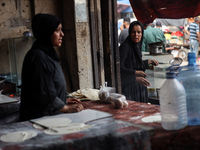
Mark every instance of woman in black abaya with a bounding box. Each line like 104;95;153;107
120;21;158;103
20;14;83;121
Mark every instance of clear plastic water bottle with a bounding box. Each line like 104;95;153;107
177;52;200;125
159;68;187;130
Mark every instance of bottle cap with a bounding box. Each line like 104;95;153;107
166;66;176;79
166;72;176;79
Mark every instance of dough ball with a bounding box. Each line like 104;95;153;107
99;91;110;103
99;91;108;100
114;99;123;109
107;96;115;103
122;101;129;107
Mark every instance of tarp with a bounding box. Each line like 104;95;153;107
117;0;132;13
122;6;133;13
117;0;130;6
155;18;186;27
129;0;200;24
117;5;131;13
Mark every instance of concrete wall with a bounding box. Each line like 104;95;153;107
0;0;32;40
0;0;62;83
0;0;95;92
0;0;32;74
75;0;93;89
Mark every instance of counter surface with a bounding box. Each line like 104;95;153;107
0;102;151;150
0;100;200;150
82;101;200;150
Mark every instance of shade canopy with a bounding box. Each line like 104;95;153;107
117;0;130;6
117;0;132;13
122;6;133;13
155;18;186;27
129;0;200;24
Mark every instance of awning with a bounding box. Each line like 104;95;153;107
155;18;186;27
129;0;200;24
117;0;133;13
117;0;130;6
122;6;133;13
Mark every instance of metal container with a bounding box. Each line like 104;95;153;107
148;41;163;55
149;45;163;54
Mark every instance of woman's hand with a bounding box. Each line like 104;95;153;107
136;77;150;87
148;59;159;66
135;71;147;77
60;104;84;113
67;98;81;104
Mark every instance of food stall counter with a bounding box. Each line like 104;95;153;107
0;108;151;150
1;100;200;149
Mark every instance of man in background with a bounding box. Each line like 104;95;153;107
142;23;166;53
155;21;162;30
183;18;191;44
189;16;200;58
118;18;130;45
120;17;130;31
151;23;155;28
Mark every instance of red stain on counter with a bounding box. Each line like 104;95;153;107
82;100;160;127
2;145;24;150
61;133;85;140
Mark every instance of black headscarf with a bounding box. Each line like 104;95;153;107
31;13;62;61
128;21;144;59
32;13;62;42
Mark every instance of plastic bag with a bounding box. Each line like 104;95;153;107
98;82;115;103
108;93;128;108
98;82;128;108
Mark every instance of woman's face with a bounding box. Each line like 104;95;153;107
130;25;142;43
51;23;64;47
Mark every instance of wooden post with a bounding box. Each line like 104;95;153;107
62;0;79;92
100;0;121;93
88;0;105;88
